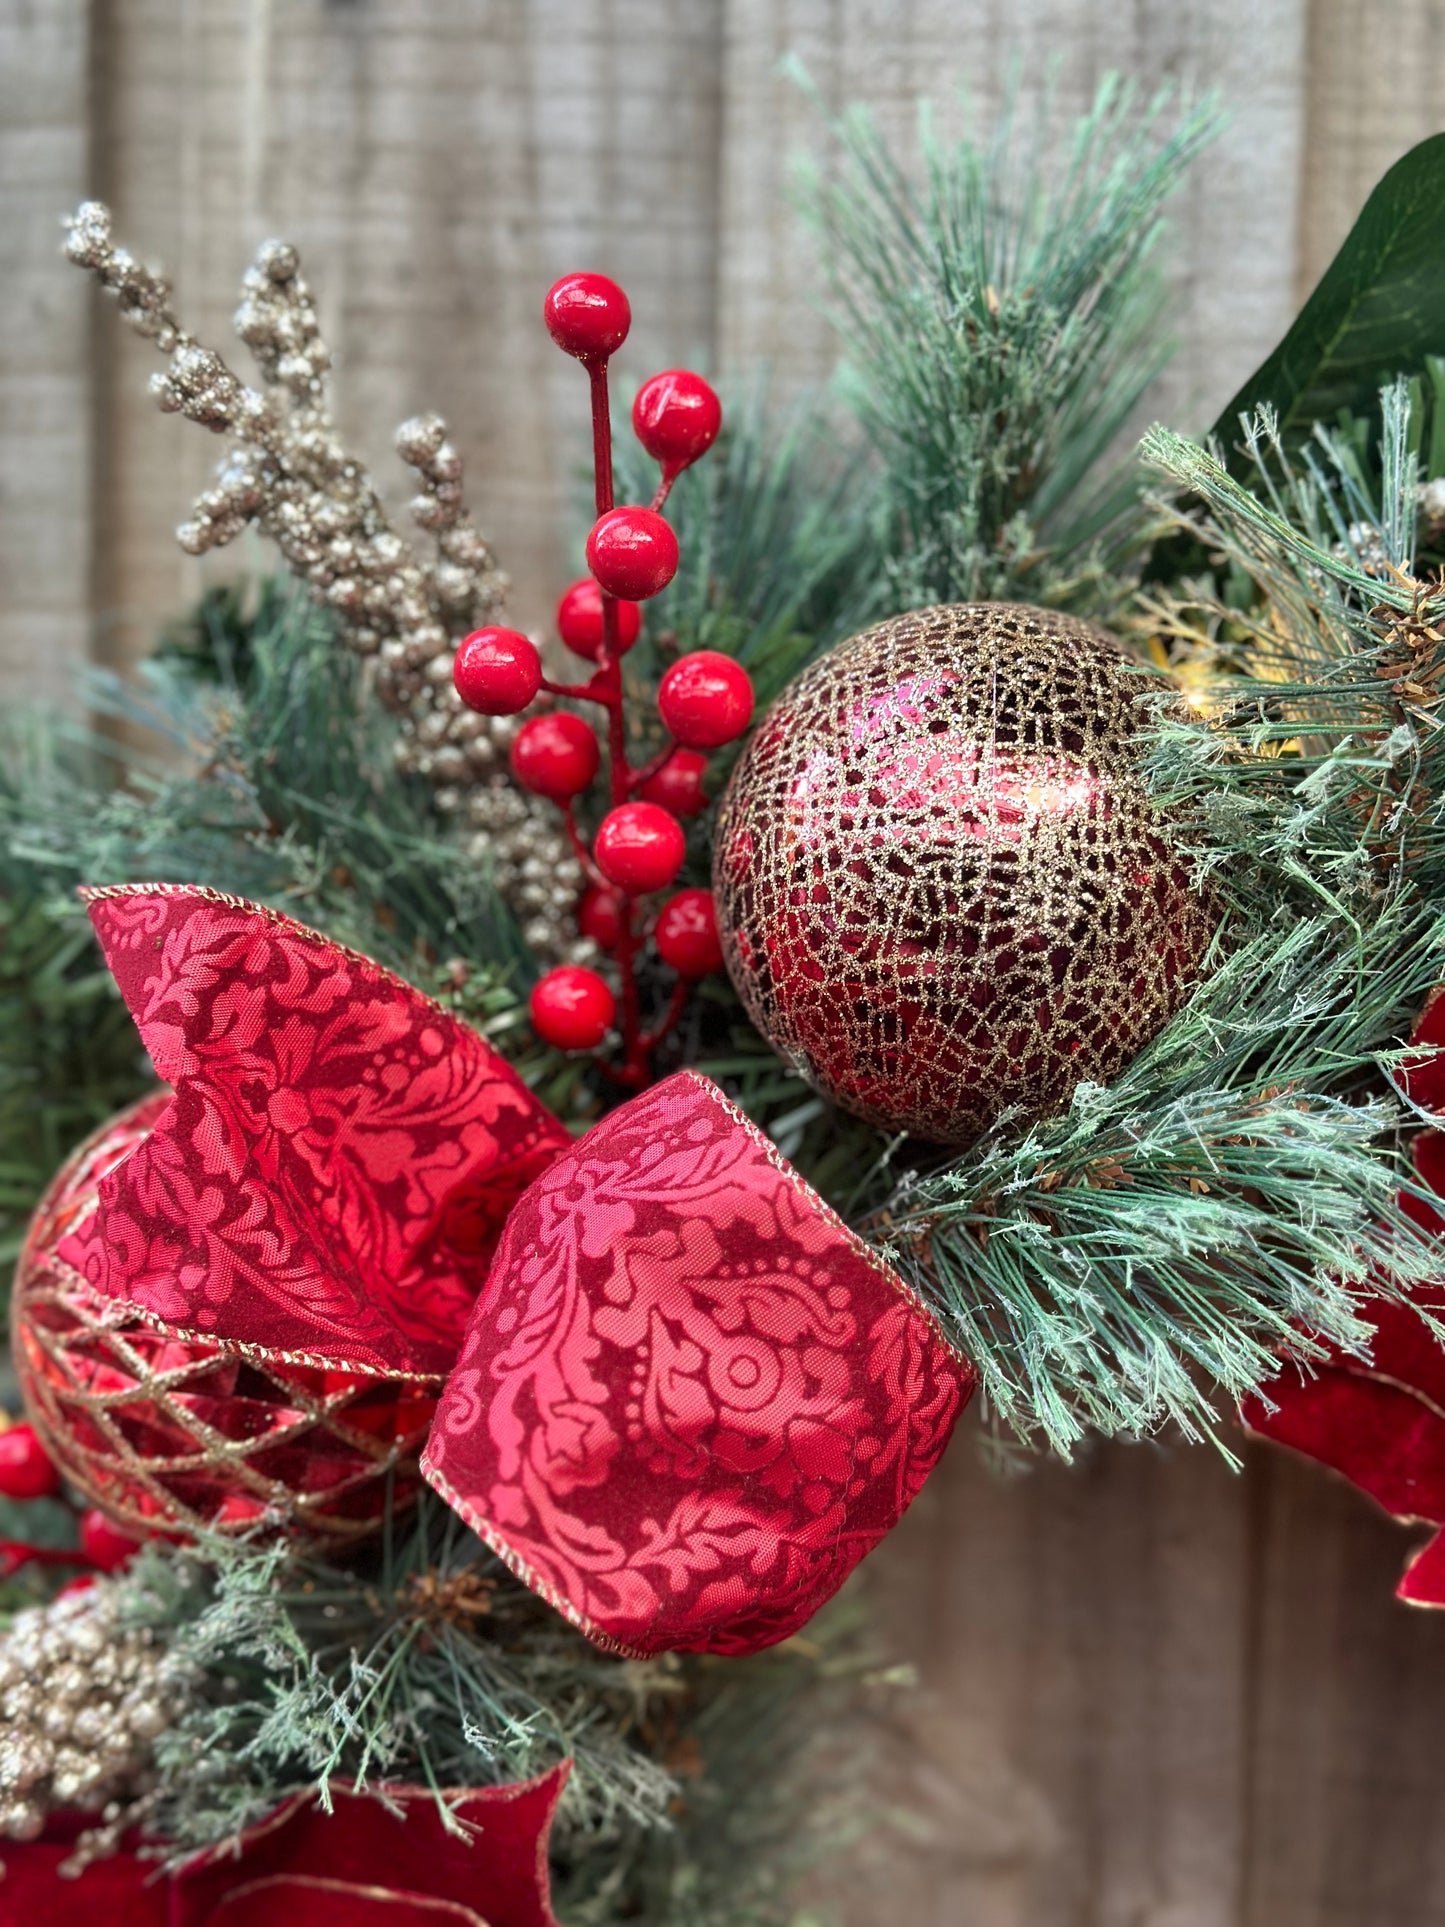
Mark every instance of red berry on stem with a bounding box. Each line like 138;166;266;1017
578;882;627;952
510;712;600;801
454;627;542;716
658;651;754;749
633;370;722;474
655;888;724;978
80;1508;142;1573
556;578;642;662
594;802;686;894
543;272;631;362
586;507;678;601
0;1422;60;1500
531;966;617;1050
639;747;710;818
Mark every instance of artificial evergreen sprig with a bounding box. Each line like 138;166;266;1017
798;70;1222;615
109;1497;878;1925
877;910;1445;1453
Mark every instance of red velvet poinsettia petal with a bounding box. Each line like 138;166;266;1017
424;1070;973;1657
0;1769;569;1927
175;1768;569;1927
57;887;570;1375
0;1829;168;1926
1399;985;1445;1112
1243;1108;1445;1606
1397;1525;1445;1607
204;1877;488;1923
1242;1357;1445;1523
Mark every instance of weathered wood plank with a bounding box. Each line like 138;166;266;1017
87;0;727;677
0;0;93;705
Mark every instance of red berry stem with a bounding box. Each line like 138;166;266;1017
562;805;608;888
582;366;650;1085
589;361;615;520
626;742;679;793
503;278;741;1082
640;977;689;1053
539;673;610;705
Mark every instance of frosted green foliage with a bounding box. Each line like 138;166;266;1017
799;71;1223;613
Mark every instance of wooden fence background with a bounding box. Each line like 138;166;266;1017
5;2;1445;1921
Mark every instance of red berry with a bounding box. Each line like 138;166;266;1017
544;273;631;362
57;1574;97;1599
80;1509;142;1573
454;627;542;716
658;651;754;749
510;712;600;801
633;370;722;474
586;507;679;602
594;802;686;894
531;965;617;1050
556;578;642;662
639;747;710;818
0;1422;60;1500
578;883;627;952
655;888;724;978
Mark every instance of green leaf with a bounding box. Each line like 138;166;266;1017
1213;133;1445;469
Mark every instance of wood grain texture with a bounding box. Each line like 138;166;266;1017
5;5;1445;1921
84;0;727;671
1298;0;1445;297
0;0;93;704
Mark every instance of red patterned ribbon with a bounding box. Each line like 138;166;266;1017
0;1766;568;1927
54;885;972;1655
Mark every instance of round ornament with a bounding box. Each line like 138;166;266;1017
11;1095;439;1543
712;602;1215;1146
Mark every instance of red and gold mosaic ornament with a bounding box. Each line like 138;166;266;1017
11;1095;444;1543
712;601;1216;1147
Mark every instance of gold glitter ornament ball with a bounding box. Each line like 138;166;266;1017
712;602;1214;1146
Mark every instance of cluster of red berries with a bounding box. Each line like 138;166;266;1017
0;1418;142;1579
451;271;754;1067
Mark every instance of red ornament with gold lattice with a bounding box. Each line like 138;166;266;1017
12;1094;440;1543
712;602;1216;1147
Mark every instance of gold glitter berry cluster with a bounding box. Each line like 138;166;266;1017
63;202;589;964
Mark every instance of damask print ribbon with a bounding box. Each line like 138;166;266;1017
56;885;973;1656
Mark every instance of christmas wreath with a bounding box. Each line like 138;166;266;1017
4;74;1445;1922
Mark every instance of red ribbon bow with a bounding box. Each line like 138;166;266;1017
50;885;971;1655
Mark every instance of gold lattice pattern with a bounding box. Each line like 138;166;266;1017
12;1097;438;1543
713;602;1215;1146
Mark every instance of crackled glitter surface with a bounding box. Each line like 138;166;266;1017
712;602;1215;1146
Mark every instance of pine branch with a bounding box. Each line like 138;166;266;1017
796;69;1223;613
